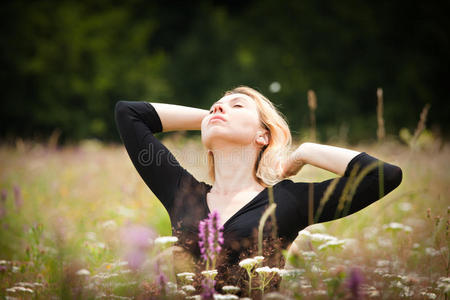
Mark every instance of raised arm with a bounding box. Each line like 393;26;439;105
114;101;208;211
149;102;208;132
284;143;403;226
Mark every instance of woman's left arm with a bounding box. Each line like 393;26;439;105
282;142;403;225
281;142;361;178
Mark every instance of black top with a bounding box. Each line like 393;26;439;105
114;100;403;271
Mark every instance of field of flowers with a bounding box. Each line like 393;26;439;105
0;136;448;299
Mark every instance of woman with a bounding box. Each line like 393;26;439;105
114;86;402;293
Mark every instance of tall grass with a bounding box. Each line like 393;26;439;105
0;130;448;298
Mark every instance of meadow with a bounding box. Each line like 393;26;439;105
0;133;448;299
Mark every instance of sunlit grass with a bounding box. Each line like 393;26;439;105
0;136;448;299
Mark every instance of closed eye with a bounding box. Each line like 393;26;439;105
233;104;243;108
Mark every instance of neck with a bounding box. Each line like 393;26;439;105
210;144;263;195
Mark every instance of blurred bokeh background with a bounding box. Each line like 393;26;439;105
1;0;448;144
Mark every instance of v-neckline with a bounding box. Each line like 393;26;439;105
202;183;275;229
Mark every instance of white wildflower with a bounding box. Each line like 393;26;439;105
437;277;450;293
279;268;304;278
398;202;412;212
255;266;279;275
177;272;195;282
155;236;178;246
376;260;390;267
420;292;437;299
311;290;327;296
311;265;323;274
213;294;239;300
101;220;118;230
6;286;34;293
382;222;412;233
317;239;346;251
86;232;97;241
186;296;202;300
253;256;264;263
263;291;288;299
377;237;392;247
201;269;218;279
300;251;317;260
222;285;240;294
117;206;135;218
425;247;440;257
76;269;90;276
239;258;257;269
181;285;196;293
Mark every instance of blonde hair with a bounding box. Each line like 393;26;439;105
207;86;292;187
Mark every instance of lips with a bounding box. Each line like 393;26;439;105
209;115;227;123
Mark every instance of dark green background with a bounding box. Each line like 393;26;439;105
1;0;448;144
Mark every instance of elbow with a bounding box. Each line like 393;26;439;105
385;165;403;192
115;100;128;117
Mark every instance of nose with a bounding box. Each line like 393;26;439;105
212;103;225;114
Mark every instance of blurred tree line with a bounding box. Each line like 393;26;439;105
1;0;448;144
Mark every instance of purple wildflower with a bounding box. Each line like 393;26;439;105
13;185;23;210
155;262;167;295
0;189;7;218
120;224;156;270
198;210;224;267
201;278;216;300
346;267;364;300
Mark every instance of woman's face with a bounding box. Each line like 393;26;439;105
201;93;267;150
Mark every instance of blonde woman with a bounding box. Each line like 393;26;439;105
114;86;402;291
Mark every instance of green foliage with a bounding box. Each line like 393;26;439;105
1;0;448;143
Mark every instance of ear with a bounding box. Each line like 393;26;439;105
255;130;269;147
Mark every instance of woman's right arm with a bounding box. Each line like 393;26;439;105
114;101;208;211
149;102;209;132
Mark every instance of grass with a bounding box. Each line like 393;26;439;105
0;135;448;299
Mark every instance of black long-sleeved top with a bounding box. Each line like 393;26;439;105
114;100;402;282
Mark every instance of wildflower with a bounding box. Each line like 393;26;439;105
256;266;280;295
279;268;304;278
263;291;288;299
300;251;317;261
14;184;23;209
346;267;364;300
420;292;437;299
425;247;440;257
213;294;239;300
239;258;257;269
299;229;338;244
86;232;97;241
222;285;240;294
76;269;91;276
376;260;390;267
6;286;34;294
119;224;156;270
253;255;264;264
198;210;224;270
155;236;178;246
398;202;412;212
382;222;412;233
182;285;196;293
201;277;216;299
0;189;6;218
317;239;346;251
437;277;450;293
201;269;218;280
101;220;118;230
177;272;196;283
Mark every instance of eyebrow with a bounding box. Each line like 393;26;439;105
211;96;249;108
